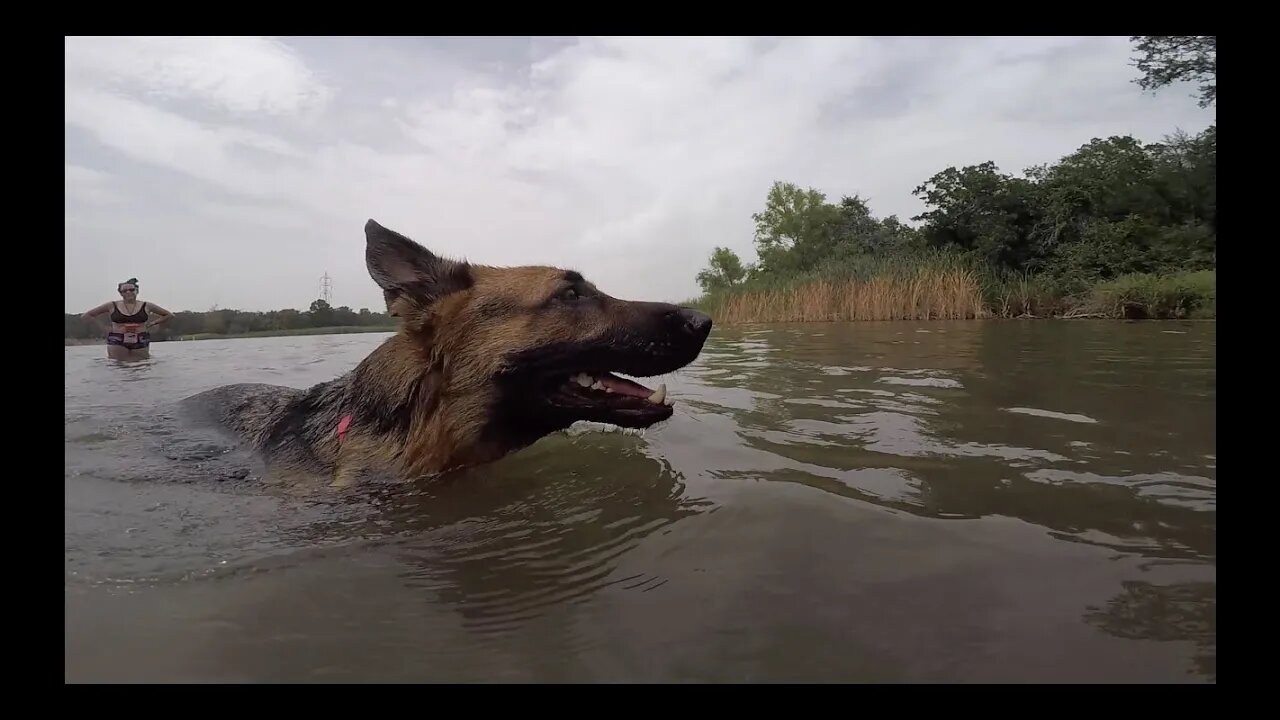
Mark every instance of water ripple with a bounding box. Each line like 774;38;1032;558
65;321;1215;682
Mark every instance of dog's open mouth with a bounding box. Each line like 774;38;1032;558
544;370;675;427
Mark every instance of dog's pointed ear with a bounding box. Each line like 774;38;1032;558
365;219;472;309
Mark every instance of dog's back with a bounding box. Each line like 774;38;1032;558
182;383;304;445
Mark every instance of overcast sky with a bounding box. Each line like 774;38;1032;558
64;36;1215;314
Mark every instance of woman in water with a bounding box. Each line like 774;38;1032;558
81;278;174;360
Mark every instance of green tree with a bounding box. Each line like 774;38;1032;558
826;195;920;259
1148;125;1216;234
309;298;334;327
751;181;841;274
1130;36;1216;107
911;161;1042;272
696;246;749;293
1030;136;1161;234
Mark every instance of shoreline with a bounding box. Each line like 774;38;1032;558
688;270;1215;324
64;317;1214;346
65;325;396;346
684;307;1217;325
701;316;1217;327
709;316;1217;324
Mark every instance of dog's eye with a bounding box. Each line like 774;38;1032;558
559;287;579;302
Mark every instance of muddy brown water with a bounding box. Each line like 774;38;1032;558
64;321;1215;683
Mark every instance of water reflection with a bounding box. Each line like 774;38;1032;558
1084;580;1216;681
678;321;1216;563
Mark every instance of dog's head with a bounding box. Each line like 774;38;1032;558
363;219;713;453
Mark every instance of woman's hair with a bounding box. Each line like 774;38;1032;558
118;277;139;292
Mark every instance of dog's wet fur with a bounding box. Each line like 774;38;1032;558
183;219;713;485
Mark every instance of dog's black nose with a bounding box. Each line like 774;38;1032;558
676;308;713;340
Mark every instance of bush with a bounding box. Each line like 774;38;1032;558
1084;270;1216;319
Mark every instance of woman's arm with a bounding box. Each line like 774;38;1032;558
81;302;112;330
146;303;174;328
82;301;112;321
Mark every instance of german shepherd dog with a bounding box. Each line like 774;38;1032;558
184;219;713;486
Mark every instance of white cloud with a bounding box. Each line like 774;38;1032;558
64;36;332;117
63;36;1214;314
65;88;305;200
65;164;126;207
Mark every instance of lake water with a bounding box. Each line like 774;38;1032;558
64;320;1215;683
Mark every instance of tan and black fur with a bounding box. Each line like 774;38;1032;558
183;219;713;485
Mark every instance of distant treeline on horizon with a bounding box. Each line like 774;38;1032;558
64;299;393;340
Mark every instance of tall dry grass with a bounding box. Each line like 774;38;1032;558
688;247;1216;324
702;266;988;323
985;272;1069;318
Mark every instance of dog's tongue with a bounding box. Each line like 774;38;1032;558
599;372;653;399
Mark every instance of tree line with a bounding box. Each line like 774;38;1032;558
65;299;394;341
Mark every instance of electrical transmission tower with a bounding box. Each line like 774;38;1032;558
319;272;333;305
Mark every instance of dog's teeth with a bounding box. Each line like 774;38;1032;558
590;381;604;391
575;373;593;387
663;397;674;406
647;383;667;404
604;386;613;393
